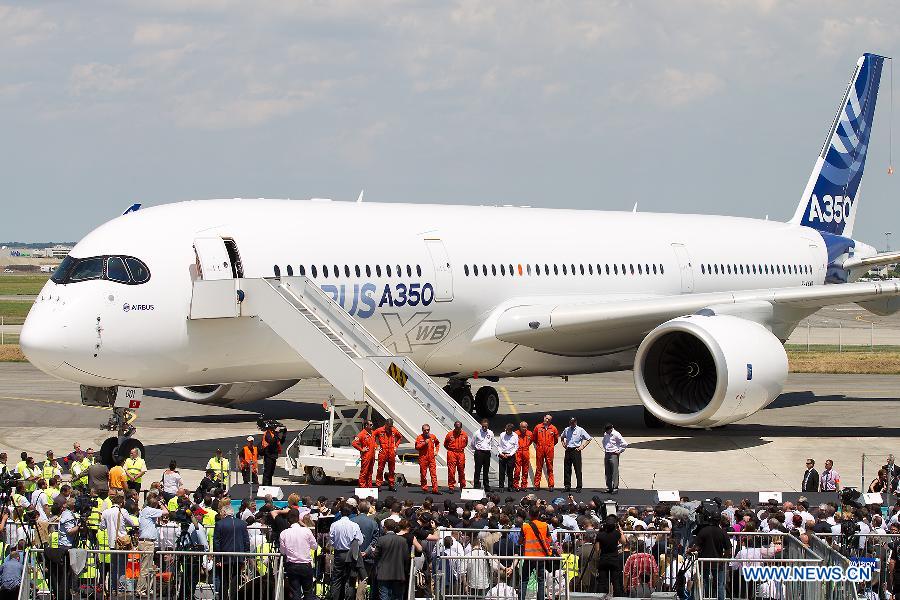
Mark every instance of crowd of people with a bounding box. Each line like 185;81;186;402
2;434;900;600
352;415;630;496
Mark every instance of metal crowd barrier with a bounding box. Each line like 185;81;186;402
19;547;284;600
433;554;568;600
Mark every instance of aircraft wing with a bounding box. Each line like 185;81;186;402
492;280;900;354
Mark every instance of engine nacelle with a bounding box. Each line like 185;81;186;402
172;379;299;406
634;315;787;428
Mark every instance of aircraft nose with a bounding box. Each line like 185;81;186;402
19;305;65;373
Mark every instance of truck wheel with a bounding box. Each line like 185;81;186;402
395;474;408;488
113;438;145;463
309;466;328;484
475;386;500;418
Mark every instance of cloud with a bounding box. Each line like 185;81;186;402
0;5;56;47
133;22;194;46
653;69;725;107
69;63;140;96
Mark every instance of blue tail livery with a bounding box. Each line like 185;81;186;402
790;53;886;238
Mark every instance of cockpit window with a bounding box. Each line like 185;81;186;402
51;256;76;284
51;255;151;285
106;257;130;284
68;257;104;282
124;257;150;283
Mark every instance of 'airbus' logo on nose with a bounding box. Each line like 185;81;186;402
122;303;154;312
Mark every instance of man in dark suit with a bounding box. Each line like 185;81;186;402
883;455;899;493
371;519;409;599
213;507;251;600
350;499;382;593
802;458;819;493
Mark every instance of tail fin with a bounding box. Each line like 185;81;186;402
790;53;886;237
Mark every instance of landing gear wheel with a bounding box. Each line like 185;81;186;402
643;407;666;429
458;390;474;413
113;438;145;463
475;386;500;418
395;474;408;488
308;466;327;485
100;437;118;468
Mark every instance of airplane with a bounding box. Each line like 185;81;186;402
20;53;900;465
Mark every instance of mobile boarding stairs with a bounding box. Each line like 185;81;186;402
189;276;493;484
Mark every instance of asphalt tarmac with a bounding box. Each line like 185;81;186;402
1;362;898;499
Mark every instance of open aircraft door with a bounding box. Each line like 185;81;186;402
424;239;454;302
671;243;694;293
194;237;244;280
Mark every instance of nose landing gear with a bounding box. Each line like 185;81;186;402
80;385;146;467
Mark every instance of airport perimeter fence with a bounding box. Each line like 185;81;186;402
790;319;900;351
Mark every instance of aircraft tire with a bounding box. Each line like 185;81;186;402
643;407;666;429
100;437;118;467
475;386;500;418
113;438;145;463
308;466;328;485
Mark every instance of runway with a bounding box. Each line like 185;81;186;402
1;362;896;497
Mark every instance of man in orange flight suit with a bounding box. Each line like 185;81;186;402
533;414;559;491
351;421;377;488
514;420;534;490
415;424;441;494
443;420;468;491
374;418;403;491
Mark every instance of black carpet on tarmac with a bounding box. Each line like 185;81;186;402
229;483;843;507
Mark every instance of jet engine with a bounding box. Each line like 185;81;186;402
634;314;787;428
172;379;299;406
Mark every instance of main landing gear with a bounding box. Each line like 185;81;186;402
80;385;146;467
443;379;500;418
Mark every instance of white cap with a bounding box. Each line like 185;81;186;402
246;436;254;442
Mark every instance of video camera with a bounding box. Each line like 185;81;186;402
696;498;722;527
257;416;286;432
171;506;195;526
0;471;21;491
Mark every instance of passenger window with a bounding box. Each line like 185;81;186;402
613;264;618;275
345;265;351;277
106;257;130;284
124;257;150;283
570;264;576;275
335;265;340;278
68;257;103;282
376;265;382;277
406;265;412;277
534;264;541;276
500;264;506;276
588;264;593;275
605;264;610;275
323;265;329;278
464;265;470;276
580;264;585;275
286;265;294;276
311;265;318;278
473;265;478;277
562;264;567;275
274;265;281;277
300;265;306;276
366;265;372;277
526;264;532;275
416;265;422;277
637;264;643;275
492;264;497;276
629;264;635;275
355;265;361;277
386;265;392;277
660;264;664;275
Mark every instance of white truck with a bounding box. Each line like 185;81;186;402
283;409;447;488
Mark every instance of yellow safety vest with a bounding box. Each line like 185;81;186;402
46;487;60;501
20;466;36;493
87;497;111;530
124;457;147;484
71;458;91;487
207;457;229;482
256;541;273;575
97;530;111;564
203;510;216;549
41;460;58;481
14;461;25;476
49;531;59;549
167;497;180;512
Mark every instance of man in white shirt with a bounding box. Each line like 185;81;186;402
99;496;138;592
601;422;628;494
467;543;492;594
30;480;50;521
471;419;495;492
496;424;518;492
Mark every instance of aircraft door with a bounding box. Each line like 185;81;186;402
671;243;694;293
424;239;454;302
193;237;233;281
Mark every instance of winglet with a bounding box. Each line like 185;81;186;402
122;203;141;215
356;190;365;203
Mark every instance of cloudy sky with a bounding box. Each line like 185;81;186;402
2;1;899;245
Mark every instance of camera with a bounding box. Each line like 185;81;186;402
697;499;722;525
171;507;194;525
0;471;21;491
257;416;286;431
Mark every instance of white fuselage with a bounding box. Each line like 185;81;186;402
22;199;830;388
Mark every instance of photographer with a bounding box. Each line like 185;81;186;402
175;505;209;600
136;492;168;595
196;469;225;502
689;501;728;600
261;420;287;486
